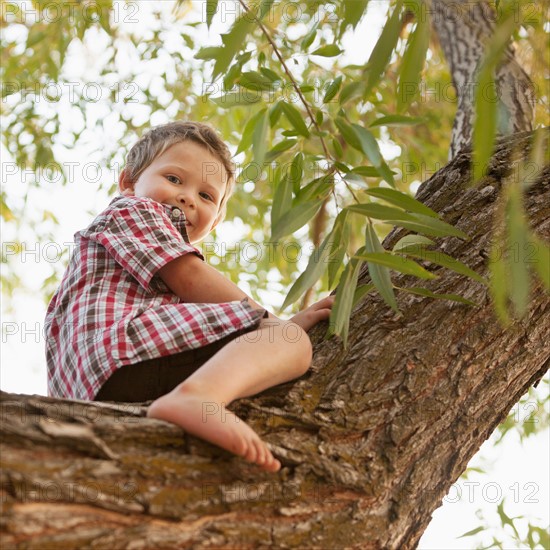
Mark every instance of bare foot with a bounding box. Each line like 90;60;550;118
147;388;281;472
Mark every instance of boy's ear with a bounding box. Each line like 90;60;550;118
118;169;135;196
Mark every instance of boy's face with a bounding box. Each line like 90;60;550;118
119;141;227;243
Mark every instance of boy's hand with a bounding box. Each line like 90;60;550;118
290;295;335;332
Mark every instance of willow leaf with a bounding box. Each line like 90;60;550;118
365;224;398;311
364;187;438;218
353;252;436;279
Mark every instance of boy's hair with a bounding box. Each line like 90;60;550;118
124;121;235;223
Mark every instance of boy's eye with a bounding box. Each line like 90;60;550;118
199;191;213;201
166;175;181;184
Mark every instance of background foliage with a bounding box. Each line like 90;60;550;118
1;0;548;547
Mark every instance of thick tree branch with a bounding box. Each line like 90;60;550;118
1;129;548;549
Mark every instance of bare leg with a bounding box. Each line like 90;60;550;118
147;319;312;472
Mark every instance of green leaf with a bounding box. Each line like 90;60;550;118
252;108;269;166
27;29;46;48
341;0;369;34
280;102;310;137
489;229;511;325
351;124;382;167
271;199;324;241
282;234;333;309
369;114;427;127
238;162;263;183
332;138;344;159
315;109;324;126
364;187;439;217
271;172;294;228
323;76;343;103
364;0;403;96
339;81;365;105
399;287;478;306
348;125;395;186
328;211;350;289
347;203;414;221
353;283;375;307
398;245;487;284
301;24;318;51
210;92;261;108
388;213;470;240
506;184;530;316
347;166;380;178
289;152;304;194
472;16;517;182
458;526;486;539
264;139;297;162
393;235;435;251
195;46;224;61
496;502;521;540
311;44;342;57
269;101;283;126
365;224;399;312
0;195;15;222
353;252;437;279
236;50;254;65
223;62;243;90
397;7;430;111
237;109;267;154
259;0;276;20
205;0;218;28
530;233;550;291
376;162;396;187
259;67;281;82
238;71;276;91
298;174;333;202
327;258;363;346
335;118;361;150
214;16;254;79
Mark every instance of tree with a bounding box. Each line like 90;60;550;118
1;0;548;547
1;131;548;547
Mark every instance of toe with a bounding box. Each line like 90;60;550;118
243;437;258;463
232;434;248;458
266;455;281;472
263;445;280;472
256;440;270;466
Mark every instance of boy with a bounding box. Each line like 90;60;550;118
45;121;333;472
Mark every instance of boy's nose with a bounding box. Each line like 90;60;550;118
177;193;195;208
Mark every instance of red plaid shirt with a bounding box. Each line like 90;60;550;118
45;196;265;401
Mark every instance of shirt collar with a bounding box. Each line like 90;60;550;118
111;196;191;243
162;204;190;243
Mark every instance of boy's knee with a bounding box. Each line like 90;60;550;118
284;322;312;374
261;319;312;374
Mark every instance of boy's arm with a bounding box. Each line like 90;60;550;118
157;254;278;319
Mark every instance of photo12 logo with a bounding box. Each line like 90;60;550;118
1;1;140;25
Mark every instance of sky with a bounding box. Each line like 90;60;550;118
1;1;548;547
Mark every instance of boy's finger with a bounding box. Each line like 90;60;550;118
312;308;331;322
314;296;335;309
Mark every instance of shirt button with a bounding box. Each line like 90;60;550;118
172;208;182;218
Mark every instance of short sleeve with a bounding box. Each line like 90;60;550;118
87;197;203;290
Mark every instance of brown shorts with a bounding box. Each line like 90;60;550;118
94;326;256;403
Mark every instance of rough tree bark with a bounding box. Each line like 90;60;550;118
1;129;548;549
430;0;535;158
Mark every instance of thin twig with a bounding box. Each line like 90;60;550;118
236;0;362;208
